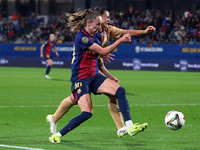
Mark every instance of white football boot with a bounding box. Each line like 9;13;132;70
46;115;57;135
45;75;52;79
117;126;128;137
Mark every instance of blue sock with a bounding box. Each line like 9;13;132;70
115;87;131;122
59;111;92;136
45;65;51;75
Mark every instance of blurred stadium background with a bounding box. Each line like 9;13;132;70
0;0;200;71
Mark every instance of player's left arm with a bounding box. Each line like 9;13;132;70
123;25;156;36
53;46;59;57
98;58;119;83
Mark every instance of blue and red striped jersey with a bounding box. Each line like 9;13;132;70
70;29;102;82
44;40;56;55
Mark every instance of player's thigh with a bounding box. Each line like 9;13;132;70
70;94;77;104
46;59;52;66
78;94;93;113
96;78;120;96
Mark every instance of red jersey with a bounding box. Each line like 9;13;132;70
44;40;56;55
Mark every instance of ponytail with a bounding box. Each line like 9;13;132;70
66;9;101;33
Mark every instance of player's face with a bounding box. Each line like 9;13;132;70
87;16;102;34
101;11;110;27
49;35;55;41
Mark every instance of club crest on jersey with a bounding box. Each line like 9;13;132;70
82;37;89;44
77;89;81;94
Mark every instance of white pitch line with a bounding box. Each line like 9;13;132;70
0;105;59;108
0;144;45;150
0;103;199;108
94;103;200;106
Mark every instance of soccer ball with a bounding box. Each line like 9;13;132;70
165;110;185;130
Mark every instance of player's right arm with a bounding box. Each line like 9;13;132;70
40;44;45;58
89;33;131;56
123;25;156;36
108;25;156;38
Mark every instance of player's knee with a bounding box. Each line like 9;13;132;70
108;95;117;104
81;111;92;120
48;61;52;66
115;87;126;98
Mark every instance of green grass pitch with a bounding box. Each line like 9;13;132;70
0;67;199;150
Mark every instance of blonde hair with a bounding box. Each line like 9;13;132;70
66;9;101;33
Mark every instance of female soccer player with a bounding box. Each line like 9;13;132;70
49;9;149;143
47;7;155;138
40;34;59;79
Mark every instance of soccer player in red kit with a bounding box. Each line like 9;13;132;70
40;34;59;79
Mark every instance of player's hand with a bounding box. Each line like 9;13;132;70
121;33;131;42
40;54;44;58
145;26;156;34
56;52;59;57
101;53;115;63
109;76;119;84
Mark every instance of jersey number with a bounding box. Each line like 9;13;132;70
75;82;82;89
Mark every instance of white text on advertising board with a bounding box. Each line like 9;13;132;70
135;46;163;53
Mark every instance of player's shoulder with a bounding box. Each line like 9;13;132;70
75;31;91;44
107;25;121;31
75;31;84;39
107;25;115;30
44;40;49;45
53;40;56;45
94;31;102;39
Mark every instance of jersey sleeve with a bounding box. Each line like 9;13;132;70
44;40;49;46
75;34;94;50
108;25;124;38
53;41;56;47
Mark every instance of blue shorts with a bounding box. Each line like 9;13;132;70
71;73;107;104
45;55;52;60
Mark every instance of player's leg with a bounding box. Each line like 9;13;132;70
107;95;124;129
45;58;52;79
96;78;148;137
46;95;75;134
49;94;93;143
53;95;75;122
96;79;132;126
106;94;127;137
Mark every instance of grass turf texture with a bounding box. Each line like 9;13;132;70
0;67;199;150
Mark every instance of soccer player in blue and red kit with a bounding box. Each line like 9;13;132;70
46;7;155;139
40;34;59;79
49;9;148;143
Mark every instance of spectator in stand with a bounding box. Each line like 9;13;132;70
12;12;21;20
1;8;200;44
12;12;18;20
188;37;195;44
0;33;3;42
0;14;3;20
21;34;28;43
56;37;63;44
7;29;15;41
